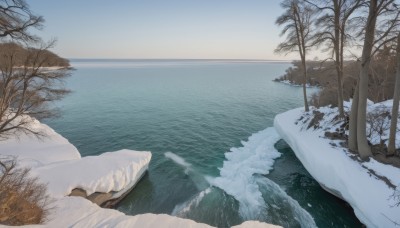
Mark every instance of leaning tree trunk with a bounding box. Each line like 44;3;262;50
355;0;378;159
388;33;400;156
301;57;310;112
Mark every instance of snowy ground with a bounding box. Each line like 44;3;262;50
1;118;280;227
274;100;400;228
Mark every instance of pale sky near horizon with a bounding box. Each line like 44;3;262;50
29;1;303;60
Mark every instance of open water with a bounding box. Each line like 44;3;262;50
45;59;362;227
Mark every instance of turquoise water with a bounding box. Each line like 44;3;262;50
45;60;362;227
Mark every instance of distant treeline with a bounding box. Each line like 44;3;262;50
275;48;397;107
0;42;70;67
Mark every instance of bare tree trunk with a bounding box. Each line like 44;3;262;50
302;57;310;112
349;80;359;151
356;0;378;159
357;64;372;158
337;68;345;117
333;0;345;118
388;33;400;156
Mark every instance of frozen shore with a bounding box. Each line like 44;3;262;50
0;117;280;227
273;79;318;88
274;102;400;228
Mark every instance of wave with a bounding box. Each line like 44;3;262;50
165;151;192;174
171;187;212;216
257;177;317;227
164;152;209;189
208;127;282;220
165;128;315;227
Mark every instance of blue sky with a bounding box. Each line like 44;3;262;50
29;1;298;60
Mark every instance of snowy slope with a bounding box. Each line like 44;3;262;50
274;106;400;227
0;117;80;168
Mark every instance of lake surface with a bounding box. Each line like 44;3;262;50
45;59;362;227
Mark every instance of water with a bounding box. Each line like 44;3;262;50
44;59;362;227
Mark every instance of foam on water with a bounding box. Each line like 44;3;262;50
165;151;192;173
209;127;282;219
172;187;212;216
164;152;209;189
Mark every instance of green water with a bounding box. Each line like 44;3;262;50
44;60;362;227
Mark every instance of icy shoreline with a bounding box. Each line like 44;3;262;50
0;118;280;227
274;106;400;228
273;79;319;88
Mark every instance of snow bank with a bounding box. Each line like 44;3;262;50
274;107;400;227
0;118;80;168
32;149;151;198
0;117;151;200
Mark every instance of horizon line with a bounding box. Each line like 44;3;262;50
68;58;295;62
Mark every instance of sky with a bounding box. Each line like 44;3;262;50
29;1;301;60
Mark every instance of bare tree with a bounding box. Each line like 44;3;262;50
0;41;71;139
0;0;70;140
276;0;316;112
306;0;364;118
348;0;400;158
388;33;400;156
0;0;44;42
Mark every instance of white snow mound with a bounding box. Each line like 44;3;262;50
0;117;80;168
32;149;151;198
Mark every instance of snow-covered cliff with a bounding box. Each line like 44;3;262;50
274;104;400;228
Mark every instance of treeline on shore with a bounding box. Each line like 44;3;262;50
274;0;400;159
0;42;70;68
275;45;397;107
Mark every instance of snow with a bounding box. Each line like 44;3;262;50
18;196;281;228
0;117;80;168
274;102;400;228
1;118;280;228
0;116;151;199
32;150;151;198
